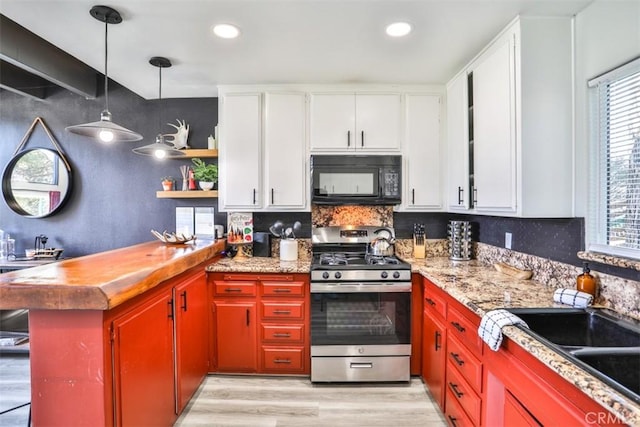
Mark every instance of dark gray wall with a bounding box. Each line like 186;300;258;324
0;83;220;257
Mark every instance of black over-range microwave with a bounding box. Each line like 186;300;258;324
310;155;402;205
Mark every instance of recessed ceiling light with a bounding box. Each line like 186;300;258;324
386;22;412;37
213;23;240;39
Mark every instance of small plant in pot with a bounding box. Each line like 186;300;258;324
161;176;173;191
191;158;218;190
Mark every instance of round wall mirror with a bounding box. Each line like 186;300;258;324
2;148;73;218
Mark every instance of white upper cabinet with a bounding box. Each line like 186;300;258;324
218;93;262;211
472;34;516;213
446;16;574;217
264;93;308;210
399;93;443;211
309;93;401;152
446;72;470;211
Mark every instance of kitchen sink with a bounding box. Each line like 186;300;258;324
507;307;640;404
507;307;640;348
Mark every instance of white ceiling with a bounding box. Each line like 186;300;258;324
0;0;592;99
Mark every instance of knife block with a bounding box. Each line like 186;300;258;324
413;236;426;259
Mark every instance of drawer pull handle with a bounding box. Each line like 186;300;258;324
450;321;465;333
425;298;436;306
450;352;465;366
448;415;458;427
224;288;243;292
273;288;292;293
273;333;291;338
273;310;292;315
435;331;441;351
273;359;291;364
350;362;373;369
448;382;464;399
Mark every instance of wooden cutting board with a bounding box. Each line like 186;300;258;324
493;262;533;280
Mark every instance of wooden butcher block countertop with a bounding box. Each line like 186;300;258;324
0;239;225;311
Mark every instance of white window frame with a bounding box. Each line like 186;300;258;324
587;57;640;260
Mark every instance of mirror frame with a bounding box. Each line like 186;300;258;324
2;148;73;218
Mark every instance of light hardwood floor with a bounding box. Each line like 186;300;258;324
175;375;447;427
0;354;30;427
0;356;446;427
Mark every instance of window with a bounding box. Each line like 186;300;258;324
588;57;640;260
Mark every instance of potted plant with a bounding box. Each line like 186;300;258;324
161;176;173;191
191;158;218;190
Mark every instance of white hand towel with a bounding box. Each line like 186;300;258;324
553;288;593;308
478;309;529;352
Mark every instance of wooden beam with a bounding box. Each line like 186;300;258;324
0;14;97;99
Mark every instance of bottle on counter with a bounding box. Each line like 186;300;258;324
576;262;597;297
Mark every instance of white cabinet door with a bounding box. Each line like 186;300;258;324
264;93;308;210
402;94;442;210
309;93;401;152
219;93;262;210
309;94;355;151
446;72;470;211
355;94;401;152
472;36;516;213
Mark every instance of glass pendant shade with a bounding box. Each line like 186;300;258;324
132;134;185;159
132;56;185;159
65;6;142;143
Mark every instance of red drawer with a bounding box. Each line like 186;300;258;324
261;324;304;343
447;334;483;394
445;387;477;427
423;281;448;320
261;347;305;372
261;302;304;320
446;360;482;426
213;281;257;296
262;282;305;297
447;306;483;355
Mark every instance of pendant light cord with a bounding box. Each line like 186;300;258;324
158;65;163;135
104;18;109;112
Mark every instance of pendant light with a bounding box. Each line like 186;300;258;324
65;5;143;143
132;57;186;159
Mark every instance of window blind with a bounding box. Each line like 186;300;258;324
589;58;640;259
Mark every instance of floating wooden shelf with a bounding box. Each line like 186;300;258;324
156;190;218;199
177;149;218;158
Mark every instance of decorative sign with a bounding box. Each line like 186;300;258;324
227;212;253;244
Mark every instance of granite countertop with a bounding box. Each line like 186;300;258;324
406;256;640;426
206;255;311;274
0;239;225;310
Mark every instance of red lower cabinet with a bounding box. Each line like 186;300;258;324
209;273;310;375
422;304;446;408
113;290;176;426
175;271;210;413
213;300;258;372
503;391;542;426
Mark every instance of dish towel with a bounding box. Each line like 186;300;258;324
478;309;529;351
553;288;593;308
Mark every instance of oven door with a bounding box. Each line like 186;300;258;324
310;282;411;349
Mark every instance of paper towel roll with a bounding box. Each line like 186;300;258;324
280;239;298;261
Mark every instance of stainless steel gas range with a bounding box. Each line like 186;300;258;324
310;226;412;383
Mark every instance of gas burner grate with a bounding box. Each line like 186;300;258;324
365;254;400;266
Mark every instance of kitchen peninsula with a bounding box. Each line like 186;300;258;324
0;239;225;426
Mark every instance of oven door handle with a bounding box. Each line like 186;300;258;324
310;283;411;293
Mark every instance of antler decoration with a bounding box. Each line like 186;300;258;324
164;119;190;149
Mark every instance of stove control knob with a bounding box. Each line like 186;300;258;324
381;271;388;279
322;272;330;280
393;271;400;279
334;272;342;279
